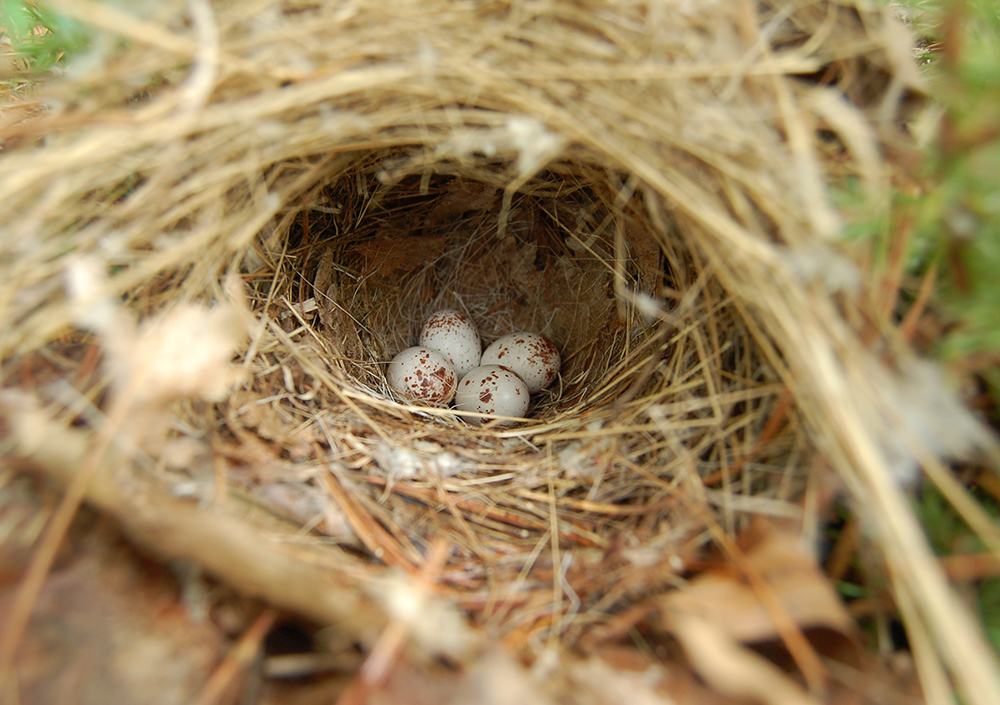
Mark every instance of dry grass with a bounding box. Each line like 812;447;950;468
1;0;999;702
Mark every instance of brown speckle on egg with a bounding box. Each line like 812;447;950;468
419;309;482;378
481;332;560;393
386;346;457;404
455;365;529;425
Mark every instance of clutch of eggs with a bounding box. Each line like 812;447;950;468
386;309;560;426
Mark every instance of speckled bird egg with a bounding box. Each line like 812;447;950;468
387;346;457;404
455;365;529;424
419;309;481;379
480;332;560;393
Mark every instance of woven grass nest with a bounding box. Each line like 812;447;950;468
2;1;1000;702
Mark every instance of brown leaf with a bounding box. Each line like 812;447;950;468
648;518;861;702
371;648;553;705
660;520;856;647
0;524;224;705
667;610;818;705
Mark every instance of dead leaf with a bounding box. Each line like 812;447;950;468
0;522;224;705
579;644;743;705
423;180;498;229
641;518;864;702
371;648;553;705
666;610;818;705
564;650;679;705
658;520;856;650
348;235;448;283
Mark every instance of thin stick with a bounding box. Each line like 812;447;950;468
190;608;279;705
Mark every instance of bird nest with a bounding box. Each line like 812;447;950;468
2;0;999;702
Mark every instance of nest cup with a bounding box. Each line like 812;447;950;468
302;159;741;429
8;1;1000;701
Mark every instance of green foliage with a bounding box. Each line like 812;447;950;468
834;579;868;600
981;578;1000;657
914;483;1000;657
924;7;1000;392
874;1;1000;393
1;0;90;73
917;482;974;555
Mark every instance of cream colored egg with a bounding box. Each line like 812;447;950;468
419;309;481;379
480;332;560;393
455;365;529;425
387;346;457;404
